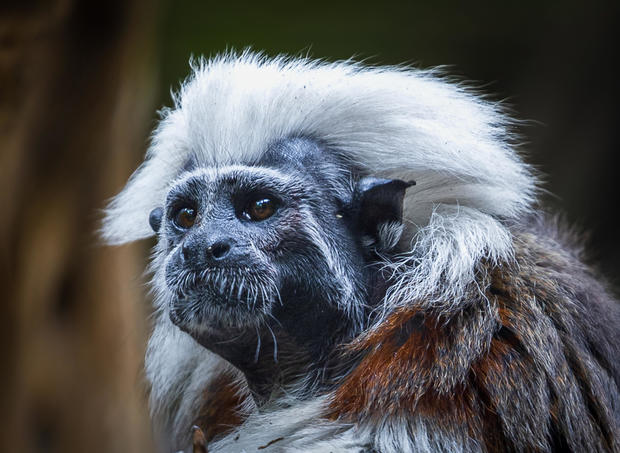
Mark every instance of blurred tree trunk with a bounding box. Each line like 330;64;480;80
0;1;158;452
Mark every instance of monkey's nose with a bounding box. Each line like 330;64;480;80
180;237;236;267
207;240;232;260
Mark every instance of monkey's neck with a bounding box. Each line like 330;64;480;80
192;303;355;404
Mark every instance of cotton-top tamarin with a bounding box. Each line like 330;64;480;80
103;53;620;452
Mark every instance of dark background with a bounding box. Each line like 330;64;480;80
1;0;618;451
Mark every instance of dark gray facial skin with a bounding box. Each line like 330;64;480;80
150;138;412;401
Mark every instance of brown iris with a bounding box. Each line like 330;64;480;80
244;198;275;221
174;207;196;229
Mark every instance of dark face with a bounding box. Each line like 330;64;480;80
160;162;363;334
150;139;412;397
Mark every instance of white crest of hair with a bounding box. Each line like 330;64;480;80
102;50;536;296
101;51;538;451
103;50;535;247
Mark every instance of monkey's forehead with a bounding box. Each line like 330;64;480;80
102;52;537;245
167;165;307;199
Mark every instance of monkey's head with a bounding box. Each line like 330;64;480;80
149;138;412;361
103;53;537;410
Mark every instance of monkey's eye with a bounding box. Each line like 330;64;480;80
243;198;276;221
173;207;197;229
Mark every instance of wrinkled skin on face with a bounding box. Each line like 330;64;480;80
150;138;413;400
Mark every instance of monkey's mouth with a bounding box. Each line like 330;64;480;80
166;266;279;330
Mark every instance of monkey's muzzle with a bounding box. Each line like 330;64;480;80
165;264;278;330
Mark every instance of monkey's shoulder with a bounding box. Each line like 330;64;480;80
322;218;620;452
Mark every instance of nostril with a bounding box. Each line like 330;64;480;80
209;241;231;260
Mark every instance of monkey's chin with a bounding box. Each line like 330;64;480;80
168;291;269;336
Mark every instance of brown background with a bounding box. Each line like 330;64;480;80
1;0;618;451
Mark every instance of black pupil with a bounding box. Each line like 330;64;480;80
249;198;273;220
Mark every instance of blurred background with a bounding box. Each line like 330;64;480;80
1;0;618;451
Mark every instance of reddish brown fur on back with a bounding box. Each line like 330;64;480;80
328;307;433;418
328;227;620;451
328;305;495;444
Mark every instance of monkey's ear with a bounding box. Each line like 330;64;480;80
149;207;164;233
351;177;415;249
